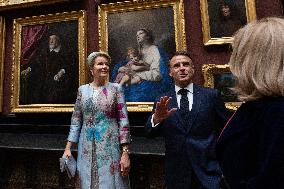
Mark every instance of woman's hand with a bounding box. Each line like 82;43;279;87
120;152;130;177
63;148;71;158
63;141;72;157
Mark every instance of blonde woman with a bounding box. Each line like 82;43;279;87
63;52;131;189
217;17;284;189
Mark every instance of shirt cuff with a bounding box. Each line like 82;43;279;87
151;114;160;127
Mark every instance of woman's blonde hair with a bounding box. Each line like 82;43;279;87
229;17;284;102
87;51;111;69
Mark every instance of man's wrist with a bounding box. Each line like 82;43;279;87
153;114;162;124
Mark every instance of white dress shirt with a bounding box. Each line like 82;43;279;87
175;83;193;111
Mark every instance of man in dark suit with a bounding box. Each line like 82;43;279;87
145;51;230;189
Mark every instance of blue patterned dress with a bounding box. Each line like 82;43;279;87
67;82;131;189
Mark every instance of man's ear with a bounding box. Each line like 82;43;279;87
90;70;94;76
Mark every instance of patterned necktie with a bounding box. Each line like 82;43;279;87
178;88;189;114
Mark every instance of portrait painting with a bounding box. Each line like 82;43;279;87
11;11;87;113
0;17;5;112
99;0;186;111
214;72;237;102
200;0;256;45
202;64;241;110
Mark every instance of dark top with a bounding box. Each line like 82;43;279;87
217;96;284;189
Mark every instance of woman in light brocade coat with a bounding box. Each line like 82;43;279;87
63;51;131;189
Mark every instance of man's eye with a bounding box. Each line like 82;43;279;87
183;63;190;67
173;64;180;68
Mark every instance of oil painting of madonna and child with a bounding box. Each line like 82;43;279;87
99;0;186;104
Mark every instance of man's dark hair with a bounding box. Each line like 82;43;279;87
171;51;192;60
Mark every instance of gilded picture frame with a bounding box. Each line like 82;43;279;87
99;0;186;112
0;0;78;11
0;17;5;112
200;0;256;45
11;10;87;113
202;64;241;110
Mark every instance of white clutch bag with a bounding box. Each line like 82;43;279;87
59;154;77;179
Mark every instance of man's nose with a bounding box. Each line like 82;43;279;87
179;65;186;70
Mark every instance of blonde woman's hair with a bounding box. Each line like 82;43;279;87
229;17;284;102
87;51;111;69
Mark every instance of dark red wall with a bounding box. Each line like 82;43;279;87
1;0;283;114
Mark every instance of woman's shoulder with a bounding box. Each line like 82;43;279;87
108;82;124;94
143;45;159;56
149;45;159;51
143;44;158;52
78;83;91;91
108;82;121;89
240;97;284;117
257;96;284;111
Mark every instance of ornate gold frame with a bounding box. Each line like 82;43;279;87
202;64;241;111
0;0;77;11
11;10;87;113
98;0;186;112
200;0;256;45
0;17;5;112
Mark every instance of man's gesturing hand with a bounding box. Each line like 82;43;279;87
153;96;177;124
